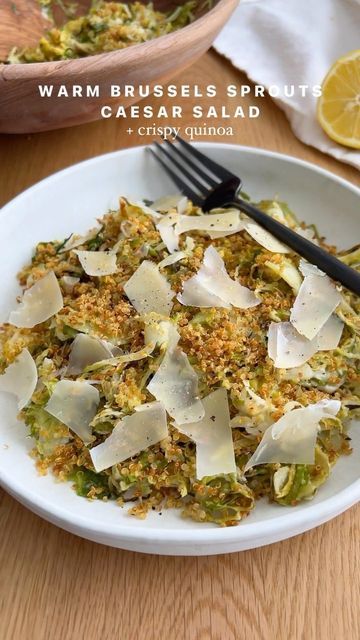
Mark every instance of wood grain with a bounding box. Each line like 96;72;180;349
0;50;360;640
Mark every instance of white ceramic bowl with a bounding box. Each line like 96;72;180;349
1;143;359;556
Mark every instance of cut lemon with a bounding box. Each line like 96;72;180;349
317;49;360;149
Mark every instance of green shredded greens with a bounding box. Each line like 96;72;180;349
7;1;196;63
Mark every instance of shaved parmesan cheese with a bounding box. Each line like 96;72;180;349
244;399;341;471
179;276;227;308
281;363;314;382
158;228;178;254
124;260;174;316
67;334;113;375
316;314;344;350
295;227;318;244
268;322;318;368
158;251;187;268
156;212;180;253
177;388;236;479
177;246;260;309
268;314;344;369
152;195;185;212
176;196;188;215
299;259;325;277
242;218;289;253
144;317;173;348
132;200;162;220
74;250;117;277
290;272;342;340
45;380;99;443
185;237;195;252
9;271;63;328
60;275;80;293
207;208;244;239
59;227;100;253
158;235;194;268
90;401;168;472
175;210;242;237
147;324;204;424
0;349;37;409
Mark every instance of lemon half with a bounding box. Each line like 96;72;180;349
317;49;360;149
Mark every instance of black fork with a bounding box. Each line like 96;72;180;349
149;135;360;296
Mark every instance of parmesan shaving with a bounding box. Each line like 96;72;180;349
90;401;168;472
281;363;315;382
158;251;187;268
124;260;174;316
0;348;38;409
316;314;344;350
268;315;344;369
268;322;318;369
45;380;99;443
60;275;80;293
59;227;100;253
295;227;319;244
290;271;342;340
175;210;242;237
299;258;325;277
156;212;180;253
9;271;63;328
242;217;289;253
67;334;113;375
176;196;188;215
207;208;244;239
177;388;236;479
147;324;204;424
177;246;260;309
132;200;162;220
74;250;117;276
152;195;186;212
158;236;194;268
144;316;172;348
244;399;341;471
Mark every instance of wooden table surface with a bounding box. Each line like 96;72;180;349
0;50;360;640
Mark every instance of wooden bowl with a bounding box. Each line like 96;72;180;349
0;0;238;134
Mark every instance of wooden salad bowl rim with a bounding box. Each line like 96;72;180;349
0;0;238;132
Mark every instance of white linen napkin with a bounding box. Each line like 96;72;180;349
213;0;360;170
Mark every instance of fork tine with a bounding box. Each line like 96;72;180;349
147;148;203;206
174;133;235;182
153;142;207;196
161;138;219;189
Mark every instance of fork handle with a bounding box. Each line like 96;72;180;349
229;197;360;296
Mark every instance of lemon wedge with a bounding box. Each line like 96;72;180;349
317;49;360;149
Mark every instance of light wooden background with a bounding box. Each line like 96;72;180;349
0;51;360;640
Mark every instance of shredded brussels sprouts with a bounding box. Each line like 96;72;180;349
7;1;196;63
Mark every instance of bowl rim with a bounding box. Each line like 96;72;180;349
0;0;236;75
1;142;360;547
